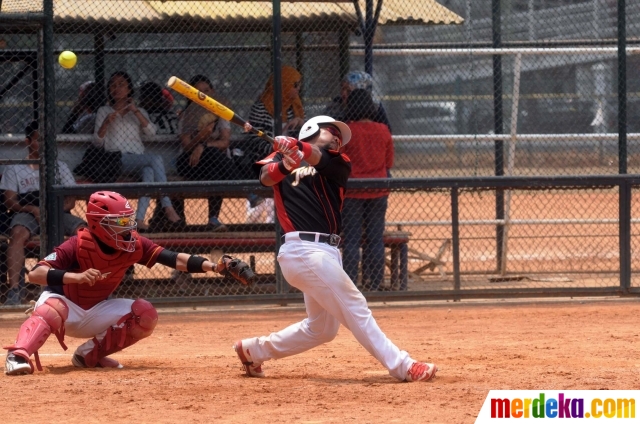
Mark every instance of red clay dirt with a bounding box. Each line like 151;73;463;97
1;299;639;423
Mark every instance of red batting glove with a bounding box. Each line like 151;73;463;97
282;147;303;171
273;136;299;156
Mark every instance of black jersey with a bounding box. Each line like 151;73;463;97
257;149;351;234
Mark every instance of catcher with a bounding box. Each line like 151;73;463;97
3;190;254;375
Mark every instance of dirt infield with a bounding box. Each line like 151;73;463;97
1;299;639;423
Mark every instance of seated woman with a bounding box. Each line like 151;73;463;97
246;65;305;223
93;71;182;231
68;83;122;184
66;83;105;135
62;81;96;134
176;75;252;231
139;81;179;135
138;81;187;230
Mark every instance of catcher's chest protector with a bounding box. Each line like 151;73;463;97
68;228;144;309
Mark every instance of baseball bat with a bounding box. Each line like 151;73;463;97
167;76;274;144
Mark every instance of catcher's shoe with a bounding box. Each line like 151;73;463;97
405;361;438;382
72;353;123;369
5;352;32;376
233;340;265;378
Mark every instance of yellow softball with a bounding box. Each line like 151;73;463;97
58;51;77;69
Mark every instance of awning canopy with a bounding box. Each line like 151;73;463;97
2;0;463;33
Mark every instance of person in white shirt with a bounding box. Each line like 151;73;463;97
94;71;182;230
0;122;85;305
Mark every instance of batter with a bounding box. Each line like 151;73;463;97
234;116;438;382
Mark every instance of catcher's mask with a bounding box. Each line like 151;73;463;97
86;191;138;252
299;115;351;148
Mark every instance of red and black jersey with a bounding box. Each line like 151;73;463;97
257;149;351;234
38;232;164;309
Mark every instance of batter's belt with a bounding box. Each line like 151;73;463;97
282;232;341;247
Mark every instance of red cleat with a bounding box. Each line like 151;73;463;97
233;340;265;378
405;362;438;382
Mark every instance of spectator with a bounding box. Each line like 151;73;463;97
176;75;258;231
325;71;392;132
139;81;186;231
139;81;179;135
94;71;182;231
0;122;86;305
341;89;394;291
248;65;305;137
62;81;95;133
67;83;106;135
70;83;121;184
246;65;304;223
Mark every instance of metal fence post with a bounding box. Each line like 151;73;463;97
617;0;629;291
272;0;288;300
364;0;374;75
492;0;505;274
451;187;461;300
338;28;350;81
617;0;627;175
42;0;57;254
619;181;631;291
94;32;106;95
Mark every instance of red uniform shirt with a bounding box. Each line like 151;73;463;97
39;235;163;272
342;121;394;199
39;234;164;306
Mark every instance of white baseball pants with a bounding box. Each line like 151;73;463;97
244;234;414;380
35;291;134;349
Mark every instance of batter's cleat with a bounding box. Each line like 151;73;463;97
405;362;438;382
5;352;33;376
72;354;123;369
233;340;265;378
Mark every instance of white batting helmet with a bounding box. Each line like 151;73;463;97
299;115;351;146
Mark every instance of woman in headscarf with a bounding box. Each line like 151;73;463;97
248;65;305;138
245;66;305;223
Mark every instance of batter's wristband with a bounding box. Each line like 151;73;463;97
266;161;291;183
186;255;208;273
297;141;312;159
47;269;67;286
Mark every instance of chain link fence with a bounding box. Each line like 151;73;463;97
0;0;638;306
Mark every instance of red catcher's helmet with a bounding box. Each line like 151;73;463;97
86;191;137;252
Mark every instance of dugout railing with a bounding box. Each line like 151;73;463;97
45;174;640;306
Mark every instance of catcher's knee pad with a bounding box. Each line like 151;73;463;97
2;297;69;372
34;298;69;331
128;298;158;339
82;299;158;368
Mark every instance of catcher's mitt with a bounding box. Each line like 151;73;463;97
217;255;255;286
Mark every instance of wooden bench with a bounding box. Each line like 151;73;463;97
0;230;410;291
